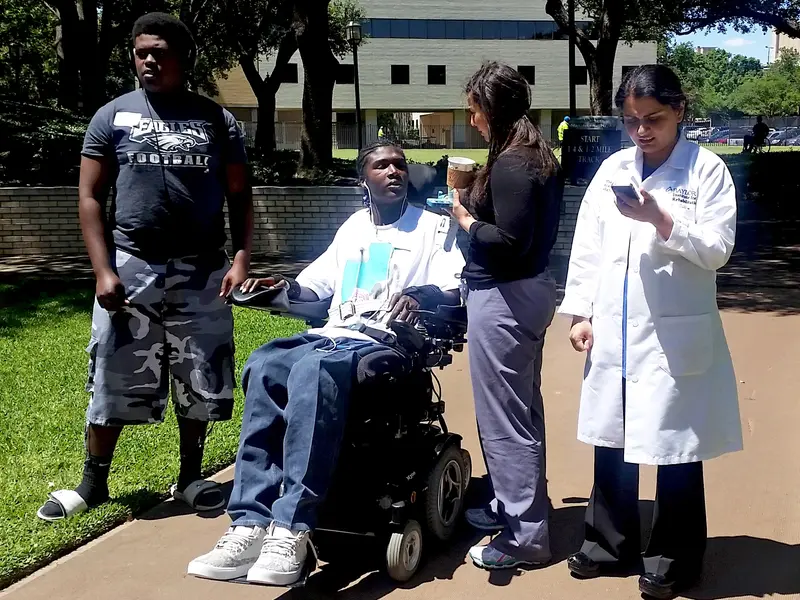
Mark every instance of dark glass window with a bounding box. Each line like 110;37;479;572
427;19;446;38
336;64;354;84
446;20;464;39
518;21;536;40
518;65;536;85
501;21;518;39
482;20;500;39
465;21;483;39
534;21;556;40
391;64;410;85
281;63;298;84
428;65;447;85
409;19;427;38
362;20;372;37
372;19;391;38
390;19;409;38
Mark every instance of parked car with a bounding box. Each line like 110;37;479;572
768;127;800;146
697;127;728;143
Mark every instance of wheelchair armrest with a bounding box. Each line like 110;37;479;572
230;287;333;325
230;286;290;310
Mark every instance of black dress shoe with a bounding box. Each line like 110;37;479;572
568;552;641;579
639;572;698;599
567;552;601;578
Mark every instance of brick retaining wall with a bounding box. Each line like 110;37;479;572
0;185;585;258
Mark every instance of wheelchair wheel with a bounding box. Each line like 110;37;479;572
425;445;466;542
386;519;423;582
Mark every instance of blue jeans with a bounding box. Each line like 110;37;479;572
227;334;384;531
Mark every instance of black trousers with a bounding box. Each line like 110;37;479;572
580;446;707;581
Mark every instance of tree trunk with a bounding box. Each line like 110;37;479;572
51;1;81;111
240;32;298;156
546;0;624;116
255;90;277;154
78;0;102;114
589;39;618;115
295;1;338;171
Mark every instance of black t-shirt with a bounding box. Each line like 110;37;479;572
461;150;563;287
82;89;247;260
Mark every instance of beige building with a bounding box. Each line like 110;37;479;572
215;0;657;148
773;30;800;61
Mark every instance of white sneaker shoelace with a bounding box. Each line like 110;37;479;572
261;535;299;559
216;530;256;556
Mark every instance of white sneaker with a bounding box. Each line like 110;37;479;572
187;525;266;580
246;523;314;586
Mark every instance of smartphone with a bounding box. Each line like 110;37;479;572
426;197;454;209
611;184;639;204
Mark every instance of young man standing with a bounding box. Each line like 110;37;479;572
37;12;253;521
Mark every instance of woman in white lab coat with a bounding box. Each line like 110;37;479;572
559;65;742;599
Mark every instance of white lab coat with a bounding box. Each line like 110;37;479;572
559;136;743;465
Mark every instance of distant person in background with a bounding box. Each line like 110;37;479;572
450;62;563;570
557;115;571;147
37;12;252;522
377;126;385;139
743;116;769;152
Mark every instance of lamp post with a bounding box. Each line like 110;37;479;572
346;21;363;150
567;0;577;118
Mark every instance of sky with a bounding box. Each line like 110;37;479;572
675;27;774;63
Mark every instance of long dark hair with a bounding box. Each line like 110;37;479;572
614;64;687;113
465;62;558;208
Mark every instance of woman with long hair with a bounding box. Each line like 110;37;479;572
449;61;563;569
560;65;741;598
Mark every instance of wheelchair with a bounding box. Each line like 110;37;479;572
230;287;472;584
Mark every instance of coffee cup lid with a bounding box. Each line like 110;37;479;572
448;156;476;171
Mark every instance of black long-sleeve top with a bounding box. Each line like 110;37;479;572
461;150;563;288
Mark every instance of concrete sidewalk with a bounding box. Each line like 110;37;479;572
4;313;800;600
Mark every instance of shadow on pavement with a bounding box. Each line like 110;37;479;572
686;536;800;599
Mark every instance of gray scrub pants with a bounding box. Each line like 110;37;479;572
466;272;557;563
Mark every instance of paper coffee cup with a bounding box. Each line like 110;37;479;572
447;157;476;194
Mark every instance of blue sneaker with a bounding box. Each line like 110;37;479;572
469;544;547;570
465;507;505;532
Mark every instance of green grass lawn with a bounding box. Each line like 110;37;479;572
0;279;303;588
334;148;490;164
334;144;797;166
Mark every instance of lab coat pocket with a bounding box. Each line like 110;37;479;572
656;314;714;377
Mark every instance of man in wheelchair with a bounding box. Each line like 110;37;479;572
188;141;465;586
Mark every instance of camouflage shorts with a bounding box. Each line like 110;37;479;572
86;249;235;426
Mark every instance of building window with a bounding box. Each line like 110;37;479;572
465;20;483;39
281;63;298;84
482;20;501;39
427;19;446;38
336;64;355;84
390;19;409;38
446;20;465;39
518;65;536;85
428;65;446;85
501;21;519;39
359;18;600;41
573;66;588;85
534;21;557;40
372;19;391;38
391;65;410;85
518;21;536;40
409;19;427;38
